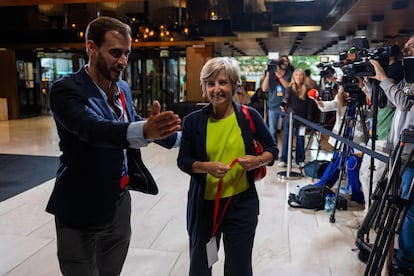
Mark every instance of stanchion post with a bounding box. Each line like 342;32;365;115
277;112;302;180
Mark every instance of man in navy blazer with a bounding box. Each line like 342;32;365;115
46;16;181;276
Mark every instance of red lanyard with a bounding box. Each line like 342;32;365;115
119;89;129;189
118;90;127;121
211;158;246;238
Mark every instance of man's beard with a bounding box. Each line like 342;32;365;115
96;53;121;82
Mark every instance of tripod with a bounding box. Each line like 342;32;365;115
329;101;369;223
355;126;414;276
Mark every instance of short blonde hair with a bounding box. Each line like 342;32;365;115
200;57;242;97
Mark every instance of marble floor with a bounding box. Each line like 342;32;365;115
0;116;374;276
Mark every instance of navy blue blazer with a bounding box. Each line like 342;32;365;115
46;65;175;227
177;102;278;241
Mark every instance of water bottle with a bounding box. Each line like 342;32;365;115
325;194;332;212
339;185;352;201
347;184;352;197
330;194;336;211
295;185;300;197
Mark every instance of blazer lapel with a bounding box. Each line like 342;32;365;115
74;67;117;120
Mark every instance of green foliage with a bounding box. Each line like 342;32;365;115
291;56;321;76
235;56;268;75
235;55;321;77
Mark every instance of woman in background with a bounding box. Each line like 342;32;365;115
278;68;317;167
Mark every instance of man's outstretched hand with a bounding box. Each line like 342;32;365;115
143;100;181;140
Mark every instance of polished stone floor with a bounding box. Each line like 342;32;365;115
0;116;373;276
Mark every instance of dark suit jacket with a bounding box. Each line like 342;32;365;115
46;65;175;227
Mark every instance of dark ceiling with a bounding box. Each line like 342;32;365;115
0;0;413;57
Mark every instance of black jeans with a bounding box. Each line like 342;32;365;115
55;191;131;276
189;188;259;276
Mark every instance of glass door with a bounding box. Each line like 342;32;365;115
126;49;185;117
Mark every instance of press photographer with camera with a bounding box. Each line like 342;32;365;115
261;56;293;159
369;34;414;275
319;66;339;101
358;46;403;221
312;82;346;147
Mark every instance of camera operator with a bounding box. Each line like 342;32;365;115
369;34;414;275
312;84;346;147
319;67;338;101
358;47;403;220
261;56;293;159
316;66;341;131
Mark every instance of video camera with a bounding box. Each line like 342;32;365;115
341;36;393;77
316;61;341;100
317;62;341;78
339;75;367;107
338;36;394;107
267;59;284;72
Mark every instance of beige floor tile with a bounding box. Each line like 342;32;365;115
0;116;378;275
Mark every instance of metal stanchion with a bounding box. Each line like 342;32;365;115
277;112;302;180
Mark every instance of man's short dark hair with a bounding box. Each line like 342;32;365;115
305;69;311;76
85;16;132;47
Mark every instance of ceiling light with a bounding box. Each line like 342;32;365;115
278;25;321;32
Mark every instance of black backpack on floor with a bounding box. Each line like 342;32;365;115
303;160;330;179
288;184;334;210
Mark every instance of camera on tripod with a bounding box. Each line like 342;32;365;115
338;36;394;107
341;36;393;77
317;62;339;78
339;76;367;107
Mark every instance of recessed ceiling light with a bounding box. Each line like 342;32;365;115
278;25;321;32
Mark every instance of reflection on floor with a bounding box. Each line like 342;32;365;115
0;116;370;276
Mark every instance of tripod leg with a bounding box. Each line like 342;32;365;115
355;183;384;263
329;156;347;223
364;199;401;276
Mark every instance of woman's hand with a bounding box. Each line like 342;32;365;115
238;155;261;171
201;161;231;179
312;98;324;108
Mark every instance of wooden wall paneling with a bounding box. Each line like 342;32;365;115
185;45;213;102
0;49;19;119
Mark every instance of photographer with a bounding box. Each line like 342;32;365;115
320;66;339;101
358;50;402;219
261;56;293;159
316;66;340;131
312;84;347;147
369;34;414;275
